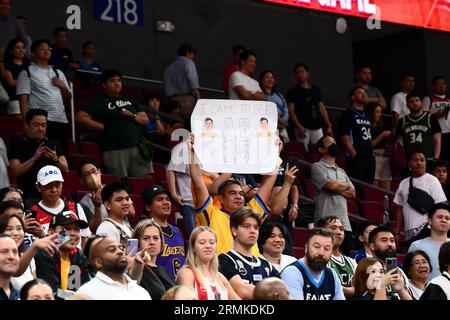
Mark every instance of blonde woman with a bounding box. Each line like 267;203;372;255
130;219;175;300
176;227;241;300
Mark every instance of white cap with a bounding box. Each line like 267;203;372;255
36;165;64;186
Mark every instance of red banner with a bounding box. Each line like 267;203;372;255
262;0;450;33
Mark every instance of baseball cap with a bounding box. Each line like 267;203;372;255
49;210;89;229
36;165;64;186
141;185;171;204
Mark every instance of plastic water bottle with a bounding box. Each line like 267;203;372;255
383;195;390;226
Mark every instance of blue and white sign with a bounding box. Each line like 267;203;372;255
94;0;144;27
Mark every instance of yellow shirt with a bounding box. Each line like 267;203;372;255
60;254;71;290
196;195;270;256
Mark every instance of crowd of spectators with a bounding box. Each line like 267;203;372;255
1;0;450;301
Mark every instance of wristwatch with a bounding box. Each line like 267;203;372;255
292;204;299;209
132;113;137;119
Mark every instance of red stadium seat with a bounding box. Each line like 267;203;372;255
153;162;166;183
101;174;120;185
292;247;305;259
80;142;102;165
0;116;23;145
308;154;320;163
347;200;360;216
129;194;144;228
63;171;88;196
361;200;385;224
126;177;154;196
286;141;307;159
360;185;387;202
67;140;79;154
303;179;315;199
293;228;309;247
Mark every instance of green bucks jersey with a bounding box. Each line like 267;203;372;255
400;112;437;160
327;253;357;287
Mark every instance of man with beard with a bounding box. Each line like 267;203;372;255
219;208;278;300
396;93;441;162
368;226;412;299
0;234;20;300
317;216;357;298
338;86;375;183
35;211;90;298
96;183;134;245
77;237;151;300
280;228;345;300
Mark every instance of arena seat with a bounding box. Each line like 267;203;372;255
286;141;307;159
80;141;102;165
125;177;154;196
360;200;385;224
292;247;305;259
153;162;167;183
293;227;309;248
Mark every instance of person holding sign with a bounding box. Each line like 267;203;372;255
189;135;288;256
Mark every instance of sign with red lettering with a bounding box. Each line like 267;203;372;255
262;0;450;33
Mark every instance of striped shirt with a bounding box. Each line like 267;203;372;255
16;64;70;123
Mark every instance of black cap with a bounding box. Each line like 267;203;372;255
141;185;171;204
49;211;89;229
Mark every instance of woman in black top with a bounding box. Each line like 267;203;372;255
1;38;29;116
366;101;393;190
132;219;175;300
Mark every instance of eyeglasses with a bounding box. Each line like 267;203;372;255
81;168;99;178
412;260;429;267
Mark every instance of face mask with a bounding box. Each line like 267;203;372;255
327;143;338;158
85;173;102;190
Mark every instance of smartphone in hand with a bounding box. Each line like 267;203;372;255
126;239;139;257
385;257;398;273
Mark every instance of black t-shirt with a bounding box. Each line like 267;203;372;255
49;45;74;73
8;134;63;199
395;112;441;160
337;107;373;156
84;94;144;152
371;126;388;149
2;60;29;100
286;85;323;130
140;265;176;300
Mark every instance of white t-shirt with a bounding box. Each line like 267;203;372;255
228;71;262;100
96;219;133;242
262;254;297;273
76;271;151;300
425;95;450;133
391;92;410;118
393;173;447;240
37;200;91;238
11;258;36;291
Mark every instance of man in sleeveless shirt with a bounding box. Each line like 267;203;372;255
219;208;278;300
396;92;441;162
280;228;345;300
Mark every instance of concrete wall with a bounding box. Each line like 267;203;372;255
10;0;450;107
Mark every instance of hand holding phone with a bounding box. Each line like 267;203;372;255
126;239;139;257
385;257;398;273
25;209;37;220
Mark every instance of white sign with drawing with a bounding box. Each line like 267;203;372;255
191;99;279;174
